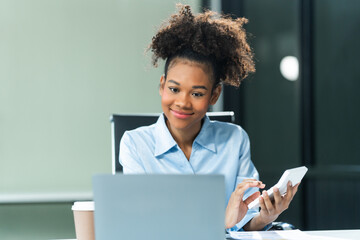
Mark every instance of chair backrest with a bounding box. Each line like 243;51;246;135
110;111;235;174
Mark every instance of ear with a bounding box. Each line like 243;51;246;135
209;85;222;105
159;75;165;97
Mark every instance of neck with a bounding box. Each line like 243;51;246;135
165;119;203;159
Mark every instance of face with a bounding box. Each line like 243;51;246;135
159;60;221;135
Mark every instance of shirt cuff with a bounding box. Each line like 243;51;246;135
226;211;273;232
262;222;273;231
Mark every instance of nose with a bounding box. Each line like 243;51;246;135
175;93;191;109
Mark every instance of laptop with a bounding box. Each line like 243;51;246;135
93;174;225;240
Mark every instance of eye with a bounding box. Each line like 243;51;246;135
192;92;204;97
168;87;179;93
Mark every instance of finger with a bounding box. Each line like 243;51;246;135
284;181;298;203
244;191;260;205
259;195;267;212
284;181;295;202
242;179;266;188
272;187;282;208
236;181;265;192
262;190;274;212
242;178;259;182
232;182;257;200
293;183;300;193
289;183;300;199
241;179;265;189
233;180;265;203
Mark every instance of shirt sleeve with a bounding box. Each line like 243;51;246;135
228;128;261;232
119;131;146;174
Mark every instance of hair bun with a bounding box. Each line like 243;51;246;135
149;4;255;87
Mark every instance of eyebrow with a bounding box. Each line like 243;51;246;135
168;80;208;90
168;80;180;85
192;85;208;90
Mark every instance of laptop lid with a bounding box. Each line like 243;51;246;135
93;174;225;240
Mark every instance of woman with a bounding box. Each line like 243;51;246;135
120;4;299;231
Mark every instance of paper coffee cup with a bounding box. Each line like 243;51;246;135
72;201;95;240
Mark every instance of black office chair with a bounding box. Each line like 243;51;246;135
110;111;235;174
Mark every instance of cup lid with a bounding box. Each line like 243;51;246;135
72;201;95;211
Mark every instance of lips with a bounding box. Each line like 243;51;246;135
170;109;194;119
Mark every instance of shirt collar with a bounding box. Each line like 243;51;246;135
154;114;177;157
154;114;216;157
193;115;216;153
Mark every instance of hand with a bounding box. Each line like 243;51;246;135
225;179;265;229
258;181;300;224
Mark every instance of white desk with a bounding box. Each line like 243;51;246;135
61;229;360;240
304;229;360;239
225;230;360;240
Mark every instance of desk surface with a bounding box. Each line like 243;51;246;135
304;229;360;239
59;229;360;240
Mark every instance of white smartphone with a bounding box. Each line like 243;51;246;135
247;166;308;209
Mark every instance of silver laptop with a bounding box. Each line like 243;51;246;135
93;174;225;240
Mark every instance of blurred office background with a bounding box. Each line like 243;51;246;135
0;0;359;239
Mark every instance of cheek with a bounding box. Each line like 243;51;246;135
161;90;172;105
193;99;211;111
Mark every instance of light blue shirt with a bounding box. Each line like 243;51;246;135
119;113;260;231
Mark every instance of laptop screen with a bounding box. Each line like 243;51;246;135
93;174;225;240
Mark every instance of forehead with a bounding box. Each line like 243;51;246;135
166;58;213;85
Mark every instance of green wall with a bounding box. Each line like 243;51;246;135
0;0;200;194
0;0;200;239
0;203;75;240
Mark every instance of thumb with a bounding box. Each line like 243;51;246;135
244;191;260;205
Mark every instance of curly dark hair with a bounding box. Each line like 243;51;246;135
148;4;255;87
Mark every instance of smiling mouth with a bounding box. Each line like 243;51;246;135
170;109;194;119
